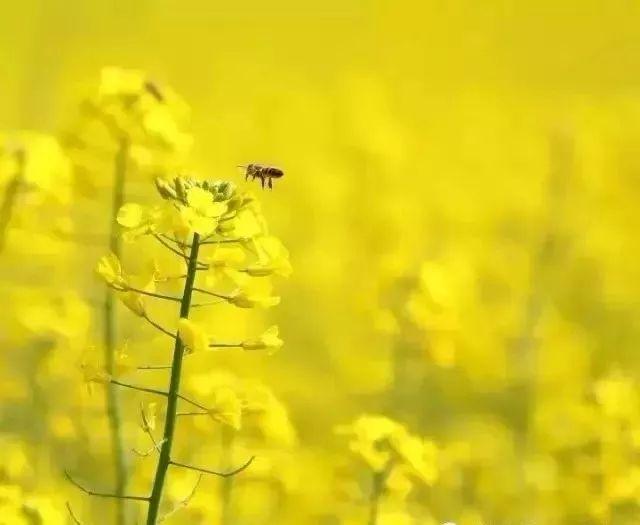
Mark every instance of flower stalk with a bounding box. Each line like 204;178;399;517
145;232;201;524
104;138;130;525
220;428;235;525
0;148;25;253
85;174;290;522
367;460;393;525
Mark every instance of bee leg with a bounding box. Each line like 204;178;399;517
268;177;273;189
261;176;265;189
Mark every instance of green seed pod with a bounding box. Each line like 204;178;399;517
212;180;236;201
154;177;178;200
174;176;187;204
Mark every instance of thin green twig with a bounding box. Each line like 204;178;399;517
169;455;255;478
65;471;149;502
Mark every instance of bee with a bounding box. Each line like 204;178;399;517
238;164;284;189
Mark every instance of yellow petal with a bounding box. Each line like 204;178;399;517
119;291;146;317
207;388;242;430
242;326;283;353
96;253;123;287
117;203;146;228
178;318;210;353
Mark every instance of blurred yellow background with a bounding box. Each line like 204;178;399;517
2;1;640;524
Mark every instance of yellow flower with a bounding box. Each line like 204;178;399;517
117;203;146;228
337;414;439;485
142;402;158;433
114;269;155;317
242;326;283;353
117;203;159;242
228;290;280;309
242;382;297;446
179;187;227;236
119;290;146;317
384;467;413;499
143;105;192;152
114;341;135;377
156;202;191;240
207;387;242;430
337;415;397;471
247;236;292;277
5;133;72;204
81;363;111;386
79;347;111;393
378;512;414;525
98;67;145;98
205;246;245;286
594;372;637;419
178;318;210;353
79;342;135;393
186;187;220;214
389;431;439;485
96;253;125;287
227;207;264;239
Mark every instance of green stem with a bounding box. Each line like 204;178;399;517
105;138;129;525
146;233;201;525
0;149;25;253
367;461;393;525
220;428;234;525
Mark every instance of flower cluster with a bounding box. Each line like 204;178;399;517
95;175;289;320
88;173;290;523
80;67;191;163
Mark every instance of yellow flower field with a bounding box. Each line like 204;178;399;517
1;1;640;524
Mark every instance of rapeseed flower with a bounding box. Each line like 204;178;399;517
178;318;210;354
242;326;283;353
88;174;289;524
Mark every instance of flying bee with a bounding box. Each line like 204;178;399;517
238;164;284;189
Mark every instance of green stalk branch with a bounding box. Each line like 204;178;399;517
143;314;178;339
176;392;210;412
113;286;182;303
220;428;235;525
169;455;254;478
110;379;168;397
192;287;232;300
146;233;201;524
104;138;130;525
153;233;189;259
367;460;394;525
66;502;84;525
65;471;149;501
0;148;25;254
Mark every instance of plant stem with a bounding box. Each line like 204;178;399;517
220;428;234;525
0;148;25;253
105;138;129;525
367;461;393;525
146;233;201;525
